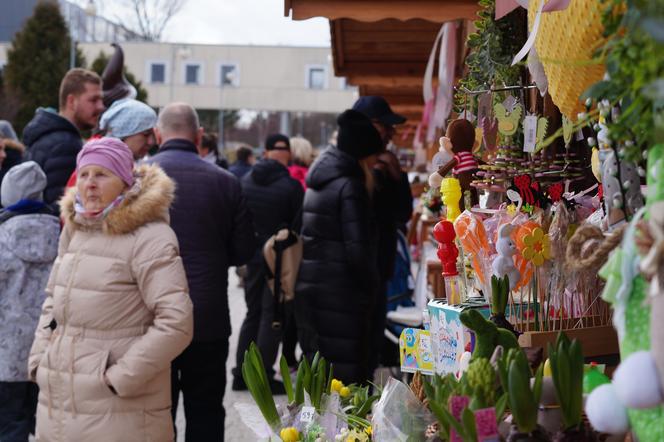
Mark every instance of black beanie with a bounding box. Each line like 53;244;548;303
336;109;384;159
265;133;290;151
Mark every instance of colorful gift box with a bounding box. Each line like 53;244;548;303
427;298;491;376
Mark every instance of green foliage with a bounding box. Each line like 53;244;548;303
455;0;526;112
497;348;543;434
583;0;664;159
3;2;86;133
466;358;496;409
340;384;380;420
241;343;281;430
547;333;584;431
89;51;149;103
490;275;510;316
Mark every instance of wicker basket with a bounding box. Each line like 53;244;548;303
530;0;606;120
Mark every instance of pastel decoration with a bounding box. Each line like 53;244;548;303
492;223;521;290
454;211;491;286
481;116;498;153
441;177;463;221
495;101;523;137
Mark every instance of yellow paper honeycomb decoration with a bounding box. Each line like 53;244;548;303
529;0;606;120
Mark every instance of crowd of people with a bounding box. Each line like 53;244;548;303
0;67;413;442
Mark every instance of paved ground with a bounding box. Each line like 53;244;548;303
175;268;271;441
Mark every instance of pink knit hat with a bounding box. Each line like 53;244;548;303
77;137;134;186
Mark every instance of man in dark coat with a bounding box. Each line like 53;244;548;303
232;134;304;393
22;68;104;208
150;103;255;442
296;110;383;384
229;145;255;179
352;96;413;374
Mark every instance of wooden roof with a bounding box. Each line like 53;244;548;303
285;0;479;22
285;1;477;147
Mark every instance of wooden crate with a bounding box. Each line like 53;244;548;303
518;325;619;359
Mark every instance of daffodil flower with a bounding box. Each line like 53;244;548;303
280;427;300;442
339;386;351;398
521;227;551;266
331;379;344;394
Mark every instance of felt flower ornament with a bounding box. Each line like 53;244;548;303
521;227;551;266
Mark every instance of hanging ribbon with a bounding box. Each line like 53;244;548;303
423;21;458;142
506;0;571;66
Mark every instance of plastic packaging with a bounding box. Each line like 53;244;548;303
371;378;435;441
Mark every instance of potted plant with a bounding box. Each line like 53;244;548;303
547;333;595;441
497;349;549;441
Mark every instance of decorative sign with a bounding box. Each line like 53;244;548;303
399;328;434;375
299;406;315;424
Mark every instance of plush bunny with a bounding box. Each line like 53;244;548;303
492;224;521;290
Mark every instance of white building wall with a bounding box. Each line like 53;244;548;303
83;42;358;113
0;42;357;114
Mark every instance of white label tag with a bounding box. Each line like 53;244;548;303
300;406;315;424
523;115;538;152
477;93;492;123
575;129;585;141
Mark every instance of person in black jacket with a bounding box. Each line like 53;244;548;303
149;103;255;442
352;96;413;374
22;69;104;208
232;134;304;393
296;110;383;385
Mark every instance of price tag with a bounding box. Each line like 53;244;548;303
523;115;538;153
300;406;315;424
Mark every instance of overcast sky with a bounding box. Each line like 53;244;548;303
94;0;331;47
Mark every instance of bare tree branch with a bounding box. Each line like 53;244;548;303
115;0;187;41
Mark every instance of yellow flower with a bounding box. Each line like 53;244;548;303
331;379;344;393
280;427;300;442
365;426;373;436
521;227;551;266
506;203;517;216
340;386;351;398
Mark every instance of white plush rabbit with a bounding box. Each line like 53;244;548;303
492;224;521;290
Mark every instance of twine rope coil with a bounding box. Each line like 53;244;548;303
566;224;627;271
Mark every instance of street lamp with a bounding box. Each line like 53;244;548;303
218;69;235;153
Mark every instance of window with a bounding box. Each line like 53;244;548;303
185;64;201;85
150;63;165;84
218;62;240;87
307;66;326;90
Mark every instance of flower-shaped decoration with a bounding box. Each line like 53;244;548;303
521;227;551;266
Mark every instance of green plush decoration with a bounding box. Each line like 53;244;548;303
460;309;519;360
599;143;664;441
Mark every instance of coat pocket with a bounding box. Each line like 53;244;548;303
97;350;116;395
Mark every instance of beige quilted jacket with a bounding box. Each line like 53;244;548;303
28;164;193;442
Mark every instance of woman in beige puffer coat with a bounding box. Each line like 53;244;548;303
28;138;193;442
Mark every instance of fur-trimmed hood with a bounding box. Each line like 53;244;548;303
60;163;175;235
3;138;25;154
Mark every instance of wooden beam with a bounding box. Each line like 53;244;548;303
286;0;479;22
